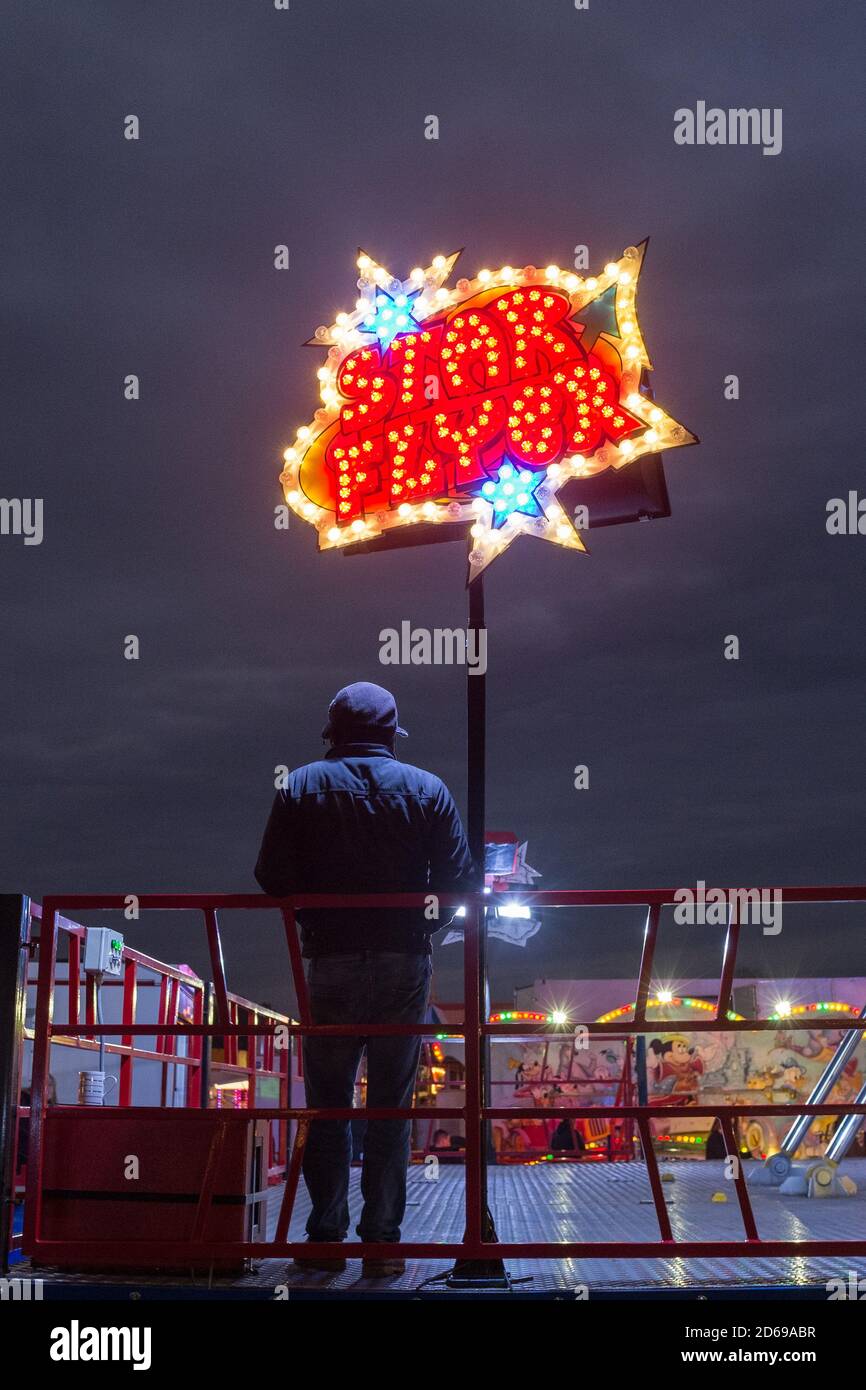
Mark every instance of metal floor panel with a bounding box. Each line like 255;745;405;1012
17;1160;866;1296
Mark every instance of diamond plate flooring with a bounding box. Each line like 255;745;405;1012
20;1159;866;1297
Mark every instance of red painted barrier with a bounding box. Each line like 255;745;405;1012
22;888;866;1266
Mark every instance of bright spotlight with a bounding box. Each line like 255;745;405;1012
498;901;531;919
549;1009;569;1027
776;999;792;1018
657;989;674;1005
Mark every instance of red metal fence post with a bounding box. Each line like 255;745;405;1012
462;898;483;1251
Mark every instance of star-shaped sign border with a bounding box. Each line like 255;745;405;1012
282;243;697;582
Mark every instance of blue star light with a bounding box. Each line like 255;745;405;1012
361;288;423;350
478;461;544;527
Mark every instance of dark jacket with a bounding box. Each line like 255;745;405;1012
255;741;475;956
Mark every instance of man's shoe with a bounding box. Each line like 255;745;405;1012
362;1256;406;1278
291;1255;347;1274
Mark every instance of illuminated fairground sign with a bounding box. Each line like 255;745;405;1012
280;244;697;581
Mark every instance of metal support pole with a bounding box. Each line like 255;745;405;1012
0;896;31;1272
446;574;510;1286
780;1003;866;1156
825;1079;866;1162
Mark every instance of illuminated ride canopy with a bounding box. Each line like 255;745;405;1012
280;244;697;580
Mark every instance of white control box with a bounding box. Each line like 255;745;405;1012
83;927;124;977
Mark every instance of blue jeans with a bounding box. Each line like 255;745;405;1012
302;950;432;1244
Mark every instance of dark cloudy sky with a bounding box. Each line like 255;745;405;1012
3;0;865;1012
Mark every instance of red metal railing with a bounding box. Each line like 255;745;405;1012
12;902;291;1258
23;888;866;1265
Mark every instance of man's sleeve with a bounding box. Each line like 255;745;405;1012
428;780;476;895
254;790;297;897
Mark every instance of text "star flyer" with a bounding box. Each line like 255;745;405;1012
280;245;697;581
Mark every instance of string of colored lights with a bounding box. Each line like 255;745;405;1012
595;997;745;1024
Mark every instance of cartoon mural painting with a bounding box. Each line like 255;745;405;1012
489;1022;864;1159
492;1037;628;1154
647;1035;704;1103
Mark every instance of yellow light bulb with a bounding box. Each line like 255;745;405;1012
604;262;619;278
545;264;560;280
328;527;341;542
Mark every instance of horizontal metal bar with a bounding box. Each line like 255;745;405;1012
41;1105;466;1121
485;1103;866;1119
47;1017;866;1037
41;886;866;910
485;1018;866;1034
38;1100;862;1122
25;1239;866;1262
47;1022;463;1037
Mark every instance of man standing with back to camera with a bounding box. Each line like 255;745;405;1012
255;681;474;1277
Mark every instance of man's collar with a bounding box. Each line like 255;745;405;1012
325;741;397;760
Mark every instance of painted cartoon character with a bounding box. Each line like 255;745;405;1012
648;1035;704;1103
